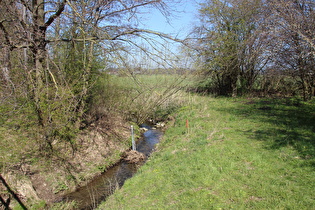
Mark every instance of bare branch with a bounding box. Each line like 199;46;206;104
46;26;184;47
0;20;12;48
44;0;67;28
99;0;161;19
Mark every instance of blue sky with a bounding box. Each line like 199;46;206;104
139;0;200;39
130;0;201;68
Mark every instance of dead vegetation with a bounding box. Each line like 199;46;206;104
0;113;133;208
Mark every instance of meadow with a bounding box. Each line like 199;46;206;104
99;94;315;209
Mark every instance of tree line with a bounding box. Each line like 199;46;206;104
192;0;315;100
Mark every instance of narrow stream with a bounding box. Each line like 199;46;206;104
60;124;163;209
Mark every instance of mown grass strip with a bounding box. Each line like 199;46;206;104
99;96;315;209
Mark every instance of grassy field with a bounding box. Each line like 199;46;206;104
99;95;315;209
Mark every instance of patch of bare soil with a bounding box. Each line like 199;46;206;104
1;114;132;208
122;150;146;163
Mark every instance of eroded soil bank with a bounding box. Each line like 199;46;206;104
0;114;135;209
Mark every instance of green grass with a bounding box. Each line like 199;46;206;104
98;96;315;209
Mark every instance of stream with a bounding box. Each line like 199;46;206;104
59;124;163;209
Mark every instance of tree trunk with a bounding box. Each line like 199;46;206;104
1;46;14;92
30;0;54;152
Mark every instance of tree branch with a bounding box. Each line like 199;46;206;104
0;20;12;48
44;0;67;28
46;28;184;44
99;0;161;19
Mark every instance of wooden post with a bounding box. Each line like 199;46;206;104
186;119;189;133
131;125;136;150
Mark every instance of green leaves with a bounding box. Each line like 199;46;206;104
196;0;263;96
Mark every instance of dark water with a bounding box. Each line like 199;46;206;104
59;124;163;209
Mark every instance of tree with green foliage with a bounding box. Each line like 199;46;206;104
194;0;315;99
196;0;264;96
197;0;269;96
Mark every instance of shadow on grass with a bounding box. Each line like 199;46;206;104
217;98;315;164
0;174;28;209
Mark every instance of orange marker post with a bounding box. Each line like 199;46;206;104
186;119;189;133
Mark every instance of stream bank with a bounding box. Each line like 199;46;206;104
1;115;133;209
58;124;163;209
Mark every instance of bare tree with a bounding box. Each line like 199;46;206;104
267;0;315;100
0;0;182;153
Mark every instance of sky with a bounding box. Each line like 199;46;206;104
139;0;200;39
131;0;201;68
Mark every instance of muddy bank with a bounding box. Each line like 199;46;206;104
0;115;134;208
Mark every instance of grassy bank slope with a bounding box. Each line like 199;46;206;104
99;95;315;209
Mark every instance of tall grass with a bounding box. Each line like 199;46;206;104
89;74;188;124
98;96;315;209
